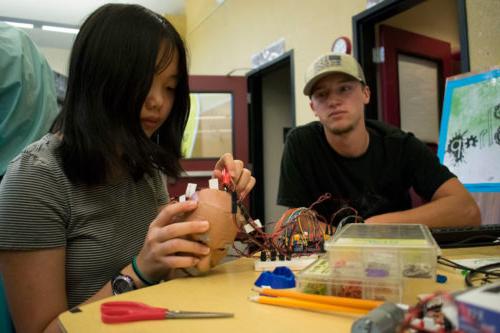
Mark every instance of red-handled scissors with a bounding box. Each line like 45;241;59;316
101;301;234;324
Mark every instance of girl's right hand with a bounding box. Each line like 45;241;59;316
135;200;210;283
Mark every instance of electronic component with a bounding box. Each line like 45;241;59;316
254;255;318;271
226;192;364;264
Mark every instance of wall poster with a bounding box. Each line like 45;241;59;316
438;67;500;192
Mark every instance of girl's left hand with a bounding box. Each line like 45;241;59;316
213;153;255;200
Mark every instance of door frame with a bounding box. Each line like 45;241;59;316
247;51;295;222
352;0;470;120
378;24;453;128
168;75;248;198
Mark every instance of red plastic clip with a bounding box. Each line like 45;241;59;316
221;168;232;191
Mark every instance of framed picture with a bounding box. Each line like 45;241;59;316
438;67;500;192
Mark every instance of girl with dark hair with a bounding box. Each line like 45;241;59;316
0;4;255;332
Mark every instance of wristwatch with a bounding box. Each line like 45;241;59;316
111;274;136;295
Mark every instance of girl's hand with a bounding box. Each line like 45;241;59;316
213;153;256;200
136;200;210;282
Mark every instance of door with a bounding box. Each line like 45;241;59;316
379;25;455;147
352;0;470;121
167;75;249;200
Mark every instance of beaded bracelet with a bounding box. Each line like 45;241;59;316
132;256;159;286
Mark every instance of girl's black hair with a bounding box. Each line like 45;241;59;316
53;4;190;185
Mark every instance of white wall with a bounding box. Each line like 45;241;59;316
40;47;70;76
186;0;367;126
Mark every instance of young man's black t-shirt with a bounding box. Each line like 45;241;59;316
277;119;455;221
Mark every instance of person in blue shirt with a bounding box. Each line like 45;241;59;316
0;22;59;180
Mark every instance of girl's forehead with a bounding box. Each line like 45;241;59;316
156;52;179;78
155;42;178;71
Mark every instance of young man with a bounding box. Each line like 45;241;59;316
277;53;480;227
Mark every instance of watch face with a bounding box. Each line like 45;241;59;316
112;275;135;295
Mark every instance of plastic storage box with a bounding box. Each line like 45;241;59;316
324;224;440;280
296;257;403;302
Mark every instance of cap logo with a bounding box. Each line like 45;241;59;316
314;54;342;73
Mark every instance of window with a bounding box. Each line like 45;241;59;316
182;93;233;159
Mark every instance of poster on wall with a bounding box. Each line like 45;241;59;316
438;67;500;192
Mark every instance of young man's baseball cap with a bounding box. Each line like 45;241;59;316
303;53;366;96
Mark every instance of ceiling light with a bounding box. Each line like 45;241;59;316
42;25;79;34
4;21;34;29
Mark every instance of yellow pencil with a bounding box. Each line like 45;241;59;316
254;287;382;310
249;295;369;315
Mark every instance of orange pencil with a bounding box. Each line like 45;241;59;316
254;287;382;310
249;295;369;315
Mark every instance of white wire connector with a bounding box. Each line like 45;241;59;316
244;219;263;234
244;224;255;233
208;178;219;190
179;195;186;203
185;183;197;198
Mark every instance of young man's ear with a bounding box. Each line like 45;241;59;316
362;85;371;105
309;100;319;118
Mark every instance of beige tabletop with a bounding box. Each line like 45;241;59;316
58;246;500;333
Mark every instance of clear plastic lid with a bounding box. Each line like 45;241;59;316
325;223;440;250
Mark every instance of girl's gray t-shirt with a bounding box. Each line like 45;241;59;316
0;133;168;307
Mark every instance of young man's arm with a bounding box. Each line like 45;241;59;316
365;178;481;227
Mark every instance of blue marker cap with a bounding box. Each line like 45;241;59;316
254;266;296;289
436;274;447;283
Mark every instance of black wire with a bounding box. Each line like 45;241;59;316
437;256;500;277
465;262;500;287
